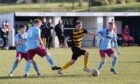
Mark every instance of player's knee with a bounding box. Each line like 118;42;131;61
84;52;89;57
102;59;106;63
32;60;36;64
16;58;20;62
29;60;33;63
15;60;19;63
113;56;118;60
70;60;75;64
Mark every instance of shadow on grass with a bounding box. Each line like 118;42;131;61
0;74;92;80
0;75;46;80
119;61;140;63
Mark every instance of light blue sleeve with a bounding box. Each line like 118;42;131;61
112;33;119;50
36;28;41;38
15;34;19;43
97;29;105;38
24;33;27;40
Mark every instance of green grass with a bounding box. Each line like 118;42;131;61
0;2;88;13
0;47;140;84
88;3;140;12
1;2;140;12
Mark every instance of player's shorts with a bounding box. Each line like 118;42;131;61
27;47;47;60
71;46;86;60
99;49;114;58
16;52;28;61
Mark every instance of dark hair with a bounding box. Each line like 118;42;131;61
109;22;113;25
19;24;26;29
33;19;42;24
75;20;82;26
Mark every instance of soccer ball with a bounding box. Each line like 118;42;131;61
91;69;99;77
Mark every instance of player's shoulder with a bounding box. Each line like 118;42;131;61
98;28;106;32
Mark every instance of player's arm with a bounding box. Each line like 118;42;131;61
87;31;97;36
83;29;96;36
15;39;27;46
38;36;45;48
15;35;26;46
97;30;104;41
15;41;22;46
64;36;70;48
37;29;45;48
113;34;120;55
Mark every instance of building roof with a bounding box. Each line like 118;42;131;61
15;12;140;17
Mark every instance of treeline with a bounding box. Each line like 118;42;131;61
0;0;87;3
1;0;140;6
89;0;140;6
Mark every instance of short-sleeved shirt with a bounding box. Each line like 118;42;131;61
98;28;117;50
68;28;88;48
27;26;41;50
15;33;27;53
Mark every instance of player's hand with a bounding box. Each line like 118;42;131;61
117;50;121;55
64;44;68;48
21;39;27;42
40;45;46;49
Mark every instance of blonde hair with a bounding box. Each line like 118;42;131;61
33;19;42;24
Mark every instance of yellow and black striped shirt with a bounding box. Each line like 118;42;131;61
69;28;88;48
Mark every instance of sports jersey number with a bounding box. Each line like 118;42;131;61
28;30;33;37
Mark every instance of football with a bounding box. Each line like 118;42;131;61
91;69;99;77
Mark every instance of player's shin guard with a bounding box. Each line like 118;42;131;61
25;61;31;75
46;53;55;67
61;61;73;70
84;56;88;69
33;62;40;74
112;56;118;69
98;62;105;71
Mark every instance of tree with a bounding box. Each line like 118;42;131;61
72;0;75;9
25;0;32;4
36;0;44;3
78;0;83;6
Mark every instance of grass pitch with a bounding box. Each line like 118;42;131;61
0;47;140;84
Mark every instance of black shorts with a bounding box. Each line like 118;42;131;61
71;46;86;60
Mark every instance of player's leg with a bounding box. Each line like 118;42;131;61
57;59;76;75
60;48;80;71
24;50;35;77
108;49;118;74
9;53;22;76
97;50;106;71
32;60;41;76
97;57;106;71
62;59;76;71
83;51;90;72
24;60;32;77
23;53;41;76
110;55;118;74
46;52;61;70
36;47;60;70
57;48;79;75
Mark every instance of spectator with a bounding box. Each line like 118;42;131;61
46;18;54;49
0;21;11;49
55;19;65;47
122;25;134;46
27;19;33;29
41;17;47;39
